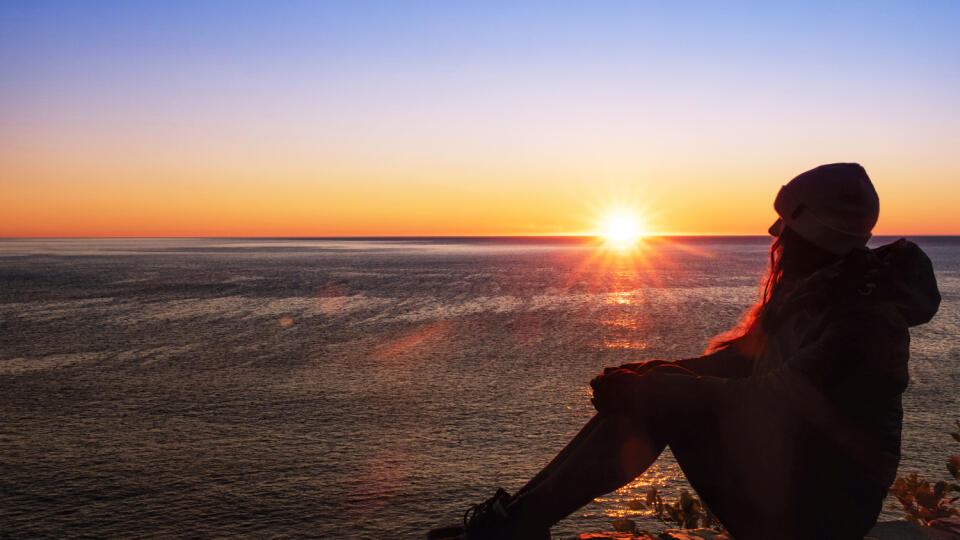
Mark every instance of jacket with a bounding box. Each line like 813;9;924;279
663;238;941;538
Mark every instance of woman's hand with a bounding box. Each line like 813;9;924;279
606;359;669;375
590;368;646;414
606;359;698;377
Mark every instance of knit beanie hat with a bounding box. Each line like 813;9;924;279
768;163;880;255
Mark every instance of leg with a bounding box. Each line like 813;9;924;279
507;412;666;533
510;371;731;534
513;362;699;497
516;359;697;498
514;413;606;498
430;371;705;539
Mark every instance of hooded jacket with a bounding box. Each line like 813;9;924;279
741;239;939;487
631;239;940;539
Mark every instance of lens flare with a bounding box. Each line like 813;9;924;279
600;211;645;249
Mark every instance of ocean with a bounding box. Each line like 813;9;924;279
1;236;957;538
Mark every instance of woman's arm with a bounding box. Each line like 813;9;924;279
614;336;755;378
671;342;755;378
610;350;754;378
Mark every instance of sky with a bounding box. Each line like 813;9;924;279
2;1;959;237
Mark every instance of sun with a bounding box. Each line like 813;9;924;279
600;211;646;249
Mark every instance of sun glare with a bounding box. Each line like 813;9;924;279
600;211;646;249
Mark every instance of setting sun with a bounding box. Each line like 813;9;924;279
600;211;646;249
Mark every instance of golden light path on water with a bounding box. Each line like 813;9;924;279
575;236;701;524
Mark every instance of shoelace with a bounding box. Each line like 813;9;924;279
462;490;508;530
462;498;493;529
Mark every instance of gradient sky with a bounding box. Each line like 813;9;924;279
2;1;959;236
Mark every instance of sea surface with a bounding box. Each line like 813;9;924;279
1;236;957;538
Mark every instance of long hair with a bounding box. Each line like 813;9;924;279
706;226;840;352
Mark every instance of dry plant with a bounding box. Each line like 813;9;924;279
887;420;960;524
618;487;724;531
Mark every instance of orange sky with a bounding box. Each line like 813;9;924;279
2;3;959;237
3;131;956;237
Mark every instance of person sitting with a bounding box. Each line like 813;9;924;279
428;163;941;540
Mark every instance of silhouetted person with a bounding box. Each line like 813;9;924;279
428;163;941;540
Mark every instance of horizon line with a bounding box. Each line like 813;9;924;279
1;233;956;240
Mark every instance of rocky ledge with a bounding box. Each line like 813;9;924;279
571;518;960;540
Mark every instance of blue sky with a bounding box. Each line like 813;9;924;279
2;1;959;235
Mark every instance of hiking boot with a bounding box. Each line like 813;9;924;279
460;488;513;538
428;488;549;539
